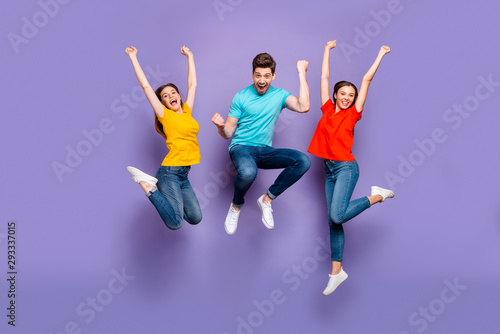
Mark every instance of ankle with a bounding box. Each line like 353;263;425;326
140;181;154;194
368;195;382;205
263;194;273;204
331;262;342;275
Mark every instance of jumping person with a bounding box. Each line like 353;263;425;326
308;41;394;295
212;53;311;235
125;45;202;230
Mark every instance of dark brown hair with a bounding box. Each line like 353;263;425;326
252;53;276;74
154;84;183;140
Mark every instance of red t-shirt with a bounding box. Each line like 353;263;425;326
308;99;362;161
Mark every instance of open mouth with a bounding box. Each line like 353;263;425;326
170;98;178;106
257;83;267;91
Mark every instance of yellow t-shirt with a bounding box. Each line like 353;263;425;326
158;104;201;166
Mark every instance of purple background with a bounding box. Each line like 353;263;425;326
1;0;499;333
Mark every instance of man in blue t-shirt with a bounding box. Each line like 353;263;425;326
212;52;311;235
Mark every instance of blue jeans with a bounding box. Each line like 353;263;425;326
324;160;371;261
147;166;202;230
229;145;310;207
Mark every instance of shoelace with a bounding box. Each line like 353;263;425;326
262;203;273;212
228;208;239;225
326;278;336;288
261;202;273;212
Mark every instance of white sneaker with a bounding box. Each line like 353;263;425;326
257;195;274;229
371;186;394;202
127;166;158;185
224;204;240;235
323;268;348;296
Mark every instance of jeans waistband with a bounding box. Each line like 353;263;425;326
159;165;191;173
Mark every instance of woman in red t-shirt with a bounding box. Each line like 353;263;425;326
308;40;394;296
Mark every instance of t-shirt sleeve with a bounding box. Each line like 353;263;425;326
281;89;292;109
159;105;169;120
228;92;242;119
183;103;192;116
353;104;362;120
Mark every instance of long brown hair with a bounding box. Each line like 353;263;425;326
154;83;183;140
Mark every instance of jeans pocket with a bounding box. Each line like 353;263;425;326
324;160;332;174
352;161;360;176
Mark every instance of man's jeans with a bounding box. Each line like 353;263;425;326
229;145;310;207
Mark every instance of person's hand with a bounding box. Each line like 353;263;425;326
211;113;225;129
125;46;137;56
379;45;390;56
181;45;193;58
325;40;337;50
296;60;308;74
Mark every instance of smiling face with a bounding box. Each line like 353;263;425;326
159;85;182;111
253;67;275;95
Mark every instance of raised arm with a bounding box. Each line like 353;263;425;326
125;46;164;118
321;40;336;106
211;113;238;139
181;46;197;110
285;60;310;113
355;45;390;112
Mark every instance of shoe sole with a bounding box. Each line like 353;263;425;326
225;223;236;235
225;226;236;235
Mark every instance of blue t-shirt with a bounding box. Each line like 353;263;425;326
228;85;291;149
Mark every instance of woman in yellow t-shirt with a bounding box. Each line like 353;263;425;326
125;45;202;230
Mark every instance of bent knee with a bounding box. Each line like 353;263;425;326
330;213;346;225
187;213;202;225
165;216;183;230
166;223;182;230
296;154;311;172
238;167;258;181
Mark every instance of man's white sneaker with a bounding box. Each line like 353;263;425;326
257;195;274;229
371;186;394;202
127;166;158;185
224;204;240;235
322;268;348;296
